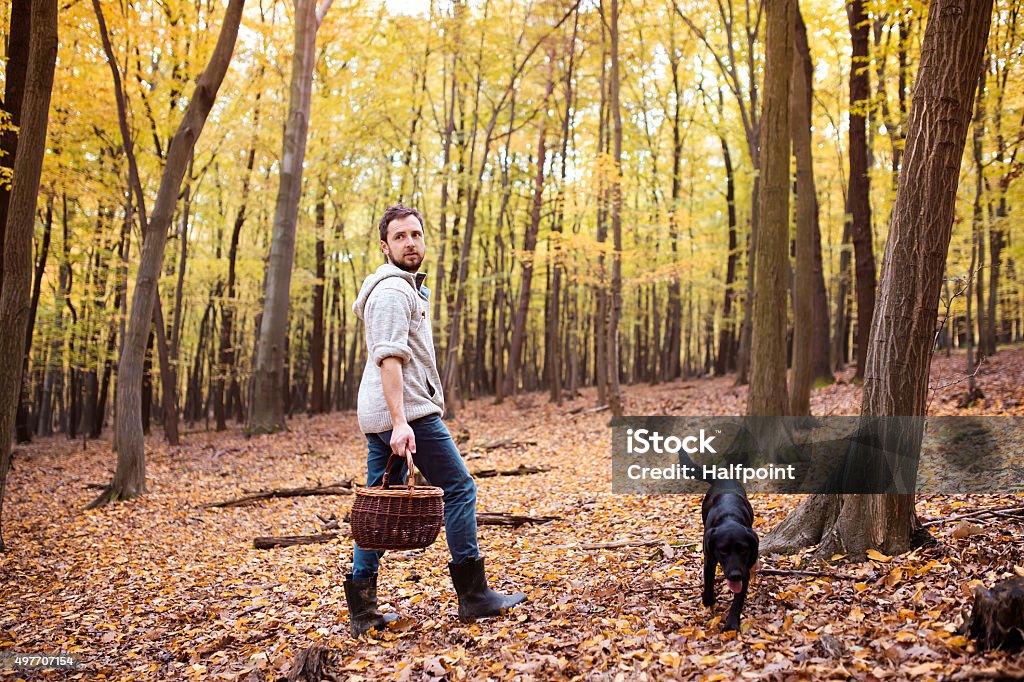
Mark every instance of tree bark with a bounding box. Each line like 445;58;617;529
764;0;994;559
248;0;331;434
0;0;32;296
607;0;624;417
310;190;326;414
95;0;245;508
848;0;877;380
747;0;793;417
789;5;819;416
714;134;739;377
15;194;52;442
0;0;58;552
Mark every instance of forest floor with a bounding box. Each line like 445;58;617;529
2;348;1024;681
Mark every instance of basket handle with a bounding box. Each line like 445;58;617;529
381;450;416;491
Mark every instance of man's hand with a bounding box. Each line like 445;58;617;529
380;357;414;456
390;422;416;457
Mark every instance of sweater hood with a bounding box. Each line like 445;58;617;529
353;263;426;320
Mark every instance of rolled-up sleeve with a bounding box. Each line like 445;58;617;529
365;287;413;366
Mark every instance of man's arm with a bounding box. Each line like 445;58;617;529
380;356;415;457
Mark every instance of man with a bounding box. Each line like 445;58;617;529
345;204;526;637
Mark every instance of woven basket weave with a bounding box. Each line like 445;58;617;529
350;451;444;551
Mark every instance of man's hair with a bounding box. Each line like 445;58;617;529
377;204;424;242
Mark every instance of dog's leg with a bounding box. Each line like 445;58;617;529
722;578;748;631
702;547;717;607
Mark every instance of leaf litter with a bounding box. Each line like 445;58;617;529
1;349;1023;680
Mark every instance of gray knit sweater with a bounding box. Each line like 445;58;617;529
353;263;444;433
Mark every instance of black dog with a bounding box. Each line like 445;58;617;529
701;481;758;631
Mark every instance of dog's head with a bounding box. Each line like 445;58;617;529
708;525;759;593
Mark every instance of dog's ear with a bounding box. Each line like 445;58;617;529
746;527;760;567
704;526;718;554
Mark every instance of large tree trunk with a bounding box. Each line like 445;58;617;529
0;0;58;552
248;0;331;434
848;0;877;380
747;0;793;417
764;0;994;559
0;0;32;296
94;0;245;508
789;5;816;417
606;0;624;417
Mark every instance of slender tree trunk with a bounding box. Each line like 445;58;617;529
848;0;877;380
95;0;245;507
715;133;739;376
91;0;180;446
15;195;52;442
666;37;685;381
833;221;853;371
310;190;326;414
748;0;793;417
39;194;71;436
607;0;624;417
789;5;817;416
764;0;994;559
248;0;331;434
0;0;58;551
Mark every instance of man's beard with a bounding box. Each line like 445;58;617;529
392;252;423;272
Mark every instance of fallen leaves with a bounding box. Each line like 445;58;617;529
1;349;1024;679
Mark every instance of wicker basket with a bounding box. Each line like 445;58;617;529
350;451;444;551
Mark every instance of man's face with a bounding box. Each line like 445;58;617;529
381;215;426;272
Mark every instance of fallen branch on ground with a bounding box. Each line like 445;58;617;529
253;533;338;549
203;481;353;508
920;504;1024;528
476;512;560;527
475;437;538;450
471;464;552;478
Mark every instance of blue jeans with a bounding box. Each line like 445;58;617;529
351;414;479;579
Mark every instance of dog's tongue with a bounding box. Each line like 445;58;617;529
726;579;743;594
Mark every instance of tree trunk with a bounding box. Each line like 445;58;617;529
0;0;58;551
764;0;994;559
15;194;52;442
39;194;71;436
848;0;877;380
748;0;793;417
789;5;819;416
310;190;326;414
832;220;853;371
607;0;624;417
96;0;245;508
714;134;739;377
248;0;330;434
0;0;32;296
